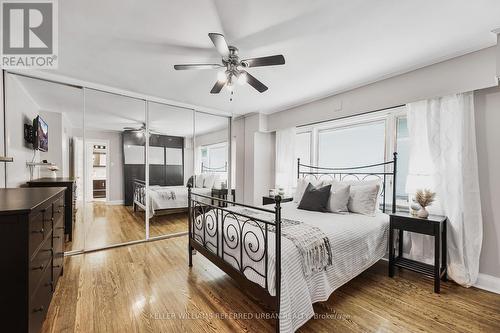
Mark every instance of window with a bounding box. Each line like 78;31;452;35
295;131;311;166
317;121;385;168
201;142;227;171
395;117;409;199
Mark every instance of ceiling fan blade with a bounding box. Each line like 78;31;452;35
174;64;222;70
208;33;230;58
241;71;268;93
210;80;226;94
241;55;285;68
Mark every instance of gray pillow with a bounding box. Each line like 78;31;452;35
298;183;332;212
327;183;351;213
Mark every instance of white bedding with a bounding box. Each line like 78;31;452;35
194;202;389;332
147;186;212;216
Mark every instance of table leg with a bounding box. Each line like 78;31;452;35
389;226;394;277
398;229;403;258
442;221;448;281
434;226;441;293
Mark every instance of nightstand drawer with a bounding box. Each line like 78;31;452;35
390;215;436;235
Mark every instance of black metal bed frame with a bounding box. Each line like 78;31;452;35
187;153;397;332
201;161;228;173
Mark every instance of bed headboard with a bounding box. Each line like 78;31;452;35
201;162;228;173
297;152;398;213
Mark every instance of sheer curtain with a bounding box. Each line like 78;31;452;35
406;92;482;286
275;127;296;195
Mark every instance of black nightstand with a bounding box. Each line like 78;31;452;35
211;188;235;207
389;212;448;293
262;196;293;205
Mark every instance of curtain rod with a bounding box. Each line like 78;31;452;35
3;70;231;119
296;104;405;128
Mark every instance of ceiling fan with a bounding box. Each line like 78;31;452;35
123;124;162;135
174;33;285;94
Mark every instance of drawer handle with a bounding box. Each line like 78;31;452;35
51;217;54;222
53;235;61;239
56;226;64;230
59;204;65;208
54;264;61;268
33;306;44;313
32;228;44;234
32;265;44;271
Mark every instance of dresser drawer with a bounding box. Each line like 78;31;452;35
52;196;65;225
29;265;52;333
29;238;52;297
29;210;51;259
52;226;64;288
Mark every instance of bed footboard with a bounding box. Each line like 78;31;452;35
187;184;282;332
133;179;146;212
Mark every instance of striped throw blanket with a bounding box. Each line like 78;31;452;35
237;208;333;277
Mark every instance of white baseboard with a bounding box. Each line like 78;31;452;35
474;273;500;294
106;200;124;206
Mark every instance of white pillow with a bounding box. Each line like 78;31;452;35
341;179;383;209
326;181;350;213
195;174;205;188
347;183;380;216
203;174;216;188
293;178;322;203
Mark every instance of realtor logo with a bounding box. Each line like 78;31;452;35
1;0;58;68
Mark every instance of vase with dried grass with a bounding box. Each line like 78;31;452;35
415;189;436;218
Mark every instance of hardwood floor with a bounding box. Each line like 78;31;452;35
43;235;500;333
65;202;187;251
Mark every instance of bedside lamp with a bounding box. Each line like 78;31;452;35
405;173;434;215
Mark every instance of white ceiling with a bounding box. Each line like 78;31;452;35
33;0;500;115
13;75;228;137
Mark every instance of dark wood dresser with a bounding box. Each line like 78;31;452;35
28;178;76;241
0;187;66;333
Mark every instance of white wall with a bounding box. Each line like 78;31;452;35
474;86;500;279
5;75;41;187
267;47;497;131
496;32;500;79
39;110;63;177
253;132;275;205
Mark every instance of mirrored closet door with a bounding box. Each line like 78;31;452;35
83;89;147;250
194;112;232;206
147;102;194;238
3;73;85;253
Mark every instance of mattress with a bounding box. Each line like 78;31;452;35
194;202;389;332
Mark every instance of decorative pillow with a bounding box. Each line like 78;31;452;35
341;179;383;211
195;174;205;188
293;178;322;203
298;183;332;212
347;183;380;216
327;183;351;213
203;174;216;188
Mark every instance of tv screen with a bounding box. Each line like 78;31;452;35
34;115;48;152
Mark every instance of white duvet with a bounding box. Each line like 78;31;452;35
148;186;212;216
193;202;389;332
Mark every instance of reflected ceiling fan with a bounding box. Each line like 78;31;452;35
174;33;285;94
123;123;162;135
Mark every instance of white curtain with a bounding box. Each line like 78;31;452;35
406;92;482;287
275;127;296;194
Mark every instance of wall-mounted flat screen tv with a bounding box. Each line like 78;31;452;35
33;115;48;152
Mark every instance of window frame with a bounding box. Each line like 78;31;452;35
294;106;408;208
